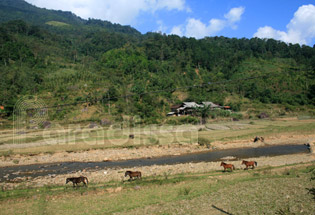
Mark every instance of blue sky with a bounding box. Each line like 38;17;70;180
25;0;315;46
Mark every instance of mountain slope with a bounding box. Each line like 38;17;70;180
0;0;140;36
0;0;314;124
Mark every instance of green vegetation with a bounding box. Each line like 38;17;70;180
197;137;211;148
0;164;314;214
0;0;314;126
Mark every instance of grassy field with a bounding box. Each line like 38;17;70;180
0;163;314;215
1;118;315;156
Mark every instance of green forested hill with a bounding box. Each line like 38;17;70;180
0;0;140;35
0;0;314;124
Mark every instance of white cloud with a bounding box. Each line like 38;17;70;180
254;4;315;45
170;25;183;36
254;26;287;41
224;6;244;24
25;0;188;25
171;6;245;39
154;0;186;11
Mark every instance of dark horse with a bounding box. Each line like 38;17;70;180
254;136;264;142
220;162;235;172
66;176;89;187
125;171;142;180
242;160;257;170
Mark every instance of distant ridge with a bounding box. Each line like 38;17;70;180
0;0;141;35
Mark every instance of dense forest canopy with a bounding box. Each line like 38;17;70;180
0;0;314;124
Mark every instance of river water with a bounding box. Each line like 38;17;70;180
0;144;309;182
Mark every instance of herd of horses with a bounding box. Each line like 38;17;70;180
65;135;263;187
66;160;256;187
65;170;142;187
220;160;257;172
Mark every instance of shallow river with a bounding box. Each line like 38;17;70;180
0;144;309;182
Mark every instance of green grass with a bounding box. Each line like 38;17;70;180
1;118;314;157
0;164;314;214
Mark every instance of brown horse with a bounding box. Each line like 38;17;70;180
220;162;235;172
242;160;257;170
66;176;88;187
125;171;142;180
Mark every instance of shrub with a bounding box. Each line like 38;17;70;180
198;137;211;148
231;112;243;120
0;150;13;157
284;104;296;112
165;119;179;125
228;102;241;112
178;116;199;125
165;116;199;125
178;187;191;196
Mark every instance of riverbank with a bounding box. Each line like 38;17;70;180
0;118;314;190
1;152;314;190
0;133;314;167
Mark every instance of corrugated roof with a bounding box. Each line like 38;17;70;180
183;102;202;108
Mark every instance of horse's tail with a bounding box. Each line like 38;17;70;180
84;177;89;184
254;161;257;166
232;165;235;170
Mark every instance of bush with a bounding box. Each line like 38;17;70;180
165;119;179;125
0;150;13;157
231;112;243;120
208;109;238;119
198;137;211;148
178;187;191;196
284;104;296;112
165;116;199;125
144;117;159;125
178;116;199;125
228;102;241;112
